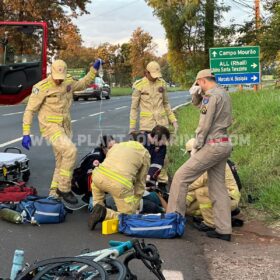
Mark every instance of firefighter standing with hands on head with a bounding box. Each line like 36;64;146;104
167;69;233;241
21;59;103;204
129;61;178;189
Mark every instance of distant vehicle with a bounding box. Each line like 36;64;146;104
73;77;111;101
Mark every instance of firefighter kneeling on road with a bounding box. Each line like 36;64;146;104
185;138;242;231
21;59;103;204
88;126;171;230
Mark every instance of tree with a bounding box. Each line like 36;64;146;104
0;0;91;59
146;0;234;86
129;27;157;79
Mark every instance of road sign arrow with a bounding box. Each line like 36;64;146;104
251;75;258;81
212;51;217;58
251;63;258;68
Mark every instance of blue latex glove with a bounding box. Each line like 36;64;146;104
93;59;104;71
22;135;32;150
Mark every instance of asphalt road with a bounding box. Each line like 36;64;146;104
0;92;213;279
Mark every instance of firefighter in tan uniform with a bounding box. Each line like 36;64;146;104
129;61;178;187
167;69;233;241
185;138;241;231
21;59;102;204
88;141;150;230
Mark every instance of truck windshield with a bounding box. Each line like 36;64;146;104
0;25;43;65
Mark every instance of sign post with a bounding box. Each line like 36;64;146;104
209;46;260;88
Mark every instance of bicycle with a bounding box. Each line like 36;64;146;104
14;239;166;280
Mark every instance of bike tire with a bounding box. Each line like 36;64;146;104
16;257;108;280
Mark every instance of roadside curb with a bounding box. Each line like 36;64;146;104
172;101;191;111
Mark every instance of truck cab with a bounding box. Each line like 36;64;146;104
0;22;47;105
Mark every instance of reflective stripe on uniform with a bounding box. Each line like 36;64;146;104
23;124;31;133
229;189;241;201
186;195;195;203
124;195;139;205
193;210;201;216
160;111;167;116
96;165;133;189
46;115;63;123
130;119;136;126
60;169;72;178
199;202;212;209
140;111;153;117
50;131;62;143
50;181;58;190
41;82;53;90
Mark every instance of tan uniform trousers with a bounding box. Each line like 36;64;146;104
167;142;232;234
92;171;140;220
48;131;77;195
186;187;239;228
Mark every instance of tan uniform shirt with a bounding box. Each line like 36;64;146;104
130;77;177;131
99;141;150;198
194;85;232;149
23;67;96;137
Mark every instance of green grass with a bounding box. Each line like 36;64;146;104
169;89;280;219
111;86;185;97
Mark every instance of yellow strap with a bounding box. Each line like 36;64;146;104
60;169;72;178
130;119;136;125
97;166;133;189
199;202;212;209
50;131;62;143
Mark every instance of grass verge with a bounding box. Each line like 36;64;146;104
169;89;280;220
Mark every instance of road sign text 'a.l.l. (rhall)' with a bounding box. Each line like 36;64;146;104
209;46;260;85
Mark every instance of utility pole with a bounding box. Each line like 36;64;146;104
254;0;261;91
255;0;261;30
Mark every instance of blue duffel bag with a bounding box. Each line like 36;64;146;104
17;196;67;224
118;213;186;238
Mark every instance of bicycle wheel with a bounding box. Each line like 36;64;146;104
16;257;108;280
99;258;127;280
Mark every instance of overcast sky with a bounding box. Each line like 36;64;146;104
73;0;257;56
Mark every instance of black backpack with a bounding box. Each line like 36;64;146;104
71;148;105;195
227;159;242;191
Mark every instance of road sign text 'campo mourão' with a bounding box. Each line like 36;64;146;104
209;46;260;85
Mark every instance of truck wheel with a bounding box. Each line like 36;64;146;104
83;97;89;101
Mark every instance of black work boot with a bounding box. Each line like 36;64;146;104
193;221;215;232
88;204;107;230
206;230;231;241
56;189;78;204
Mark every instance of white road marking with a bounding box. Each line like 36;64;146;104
89;112;104;117
2;111;24;116
163;270;184;280
79;101;96;105
0;135;33;148
115;106;128;110
71;120;78;123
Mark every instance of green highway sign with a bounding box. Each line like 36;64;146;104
210;57;260;74
209;46;260;85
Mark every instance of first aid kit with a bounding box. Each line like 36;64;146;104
16;196;67;224
119;213;186;239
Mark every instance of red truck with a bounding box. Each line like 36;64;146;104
0;21;48;105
